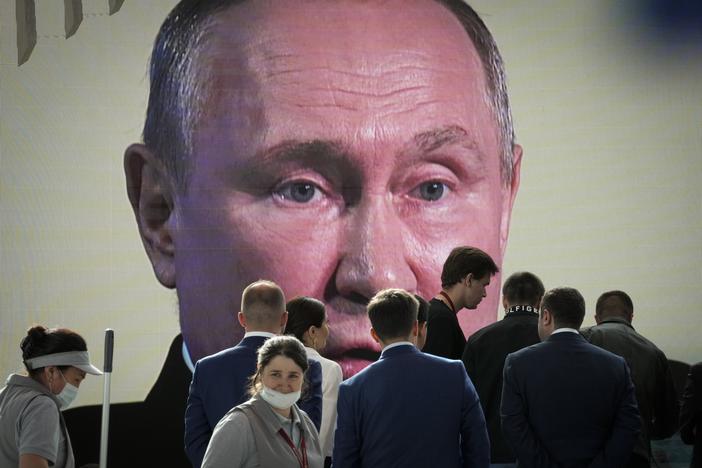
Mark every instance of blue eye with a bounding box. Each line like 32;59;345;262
276;182;317;203
417;181;446;201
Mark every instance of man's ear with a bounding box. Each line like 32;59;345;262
280;311;289;331
499;144;523;258
370;328;381;345
124;143;176;288
238;311;247;328
542;308;552;326
502;296;509;311
411;320;419;337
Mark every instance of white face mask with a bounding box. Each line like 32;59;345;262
55;370;79;410
260;385;301;410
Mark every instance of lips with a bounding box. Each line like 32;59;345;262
322;298;383;378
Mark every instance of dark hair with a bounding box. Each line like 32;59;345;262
284;296;326;345
595;290;634;319
502;272;545;308
367;289;418;342
249;335;309;396
241;280;286;326
20;325;87;375
541;287;586;329
441;246;499;288
414;294;429;324
144;0;515;190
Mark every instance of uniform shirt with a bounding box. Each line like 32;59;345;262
0;374;70;468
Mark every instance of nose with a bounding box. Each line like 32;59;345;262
334;195;417;306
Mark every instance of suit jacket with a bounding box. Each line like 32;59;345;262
333;343;489;468
64;334;192;468
501;331;641;468
680;362;702;468
582;318;679;465
462;308;540;463
185;334;323;468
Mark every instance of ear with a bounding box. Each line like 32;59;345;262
499;144;522;258
594;313;602;325
411;320;419;337
370;328;381;345
238;311;247;328
542;308;552;326
280;311;288;330
464;273;474;286
502;296;509;311
124;143;177;288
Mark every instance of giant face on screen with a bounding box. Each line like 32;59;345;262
126;0;522;377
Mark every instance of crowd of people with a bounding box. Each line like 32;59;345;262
1;0;700;466
2;245;701;467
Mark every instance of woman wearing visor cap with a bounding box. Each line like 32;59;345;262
0;325;102;468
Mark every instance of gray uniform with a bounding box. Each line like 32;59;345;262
0;374;74;468
203;395;323;468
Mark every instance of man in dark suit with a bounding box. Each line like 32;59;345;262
185;280;322;468
462;271;544;466
333;288;490;468
582;290;679;467
680;361;702;468
501;287;641;467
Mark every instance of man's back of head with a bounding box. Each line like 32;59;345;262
367;289;419;345
538;287;585;340
240;280;286;333
502;271;544;310
595;290;634;324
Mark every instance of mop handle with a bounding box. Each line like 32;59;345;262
99;329;114;468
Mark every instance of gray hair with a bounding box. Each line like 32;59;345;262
143;0;516;190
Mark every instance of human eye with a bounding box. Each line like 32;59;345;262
409;180;450;202
272;179;325;204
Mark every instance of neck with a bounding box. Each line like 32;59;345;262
272;406;291;418
439;287;462;311
380;337;414;348
246;327;280;335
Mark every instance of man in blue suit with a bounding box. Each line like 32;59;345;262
333;288;490;468
501;287;641;467
184;280;323;468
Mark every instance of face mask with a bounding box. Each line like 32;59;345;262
55;371;79;410
260;385;301;410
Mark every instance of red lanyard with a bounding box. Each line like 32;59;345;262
278;428;308;468
439;291;456;314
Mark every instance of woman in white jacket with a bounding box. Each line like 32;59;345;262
285;297;343;467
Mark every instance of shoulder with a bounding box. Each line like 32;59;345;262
197;343;251;368
318;356;343;379
466;319;506;344
213;405;253;434
22;392;59;419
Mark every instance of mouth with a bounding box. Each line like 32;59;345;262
333;348;381;379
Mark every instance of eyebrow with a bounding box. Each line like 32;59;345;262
232;124;484;189
411;125;482;157
232;139;357;190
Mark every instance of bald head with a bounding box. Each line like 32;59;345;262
595;290;634;324
240;280;287;332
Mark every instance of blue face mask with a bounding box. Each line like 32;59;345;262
55;370;79;410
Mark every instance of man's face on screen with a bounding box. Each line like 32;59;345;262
173;0;520;377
